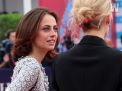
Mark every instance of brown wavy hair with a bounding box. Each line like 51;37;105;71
12;8;59;62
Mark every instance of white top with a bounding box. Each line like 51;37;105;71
6;56;49;91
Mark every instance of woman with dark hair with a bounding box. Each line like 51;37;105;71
6;8;59;91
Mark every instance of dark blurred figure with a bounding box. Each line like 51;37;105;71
61;30;74;51
120;34;122;44
0;43;5;62
63;35;74;50
0;29;16;68
3;29;16;53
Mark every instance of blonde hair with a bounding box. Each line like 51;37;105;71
71;0;113;30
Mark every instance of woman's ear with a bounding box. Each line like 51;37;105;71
105;16;110;24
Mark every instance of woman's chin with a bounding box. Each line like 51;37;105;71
47;46;55;51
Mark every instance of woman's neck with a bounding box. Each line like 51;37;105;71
84;29;106;40
29;48;48;64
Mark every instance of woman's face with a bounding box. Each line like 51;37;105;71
33;14;58;52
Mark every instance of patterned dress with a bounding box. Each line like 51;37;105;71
6;56;49;91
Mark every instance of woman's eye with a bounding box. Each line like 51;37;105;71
42;28;50;32
54;27;58;32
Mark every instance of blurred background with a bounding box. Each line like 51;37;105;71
0;0;122;91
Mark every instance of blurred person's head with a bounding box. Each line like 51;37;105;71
6;29;16;44
13;8;59;61
71;0;113;39
9;31;16;44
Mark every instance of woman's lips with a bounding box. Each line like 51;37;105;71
47;39;55;45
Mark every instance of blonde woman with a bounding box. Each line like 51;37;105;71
51;0;122;91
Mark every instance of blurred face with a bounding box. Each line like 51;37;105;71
9;32;16;44
33;14;58;52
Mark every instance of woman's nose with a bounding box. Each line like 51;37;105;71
50;29;57;37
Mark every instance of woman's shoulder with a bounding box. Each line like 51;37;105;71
6;56;43;91
15;56;41;70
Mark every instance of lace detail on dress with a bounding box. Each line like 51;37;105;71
41;66;49;91
6;56;49;91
